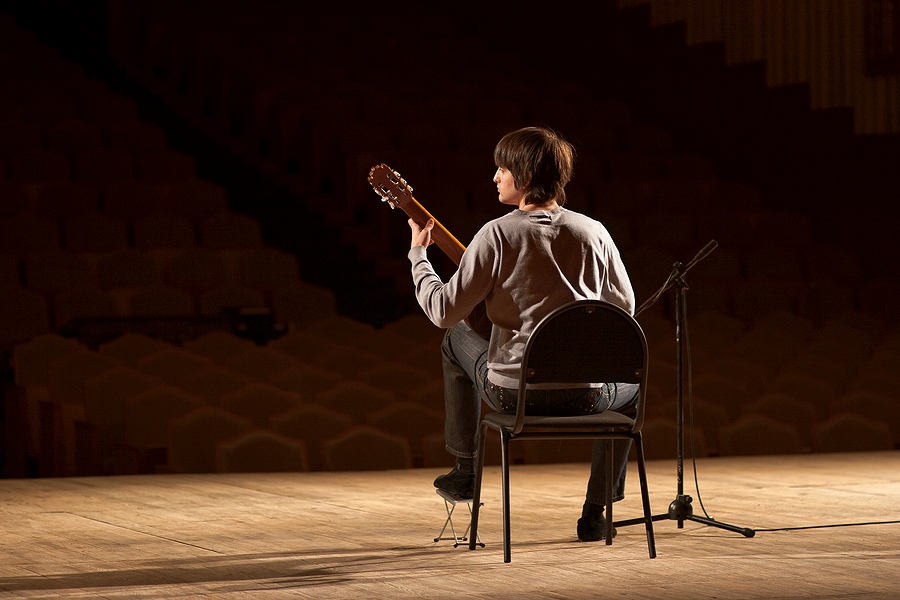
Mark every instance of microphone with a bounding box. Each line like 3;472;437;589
683;239;718;271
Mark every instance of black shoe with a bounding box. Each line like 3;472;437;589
577;502;617;542
433;465;475;499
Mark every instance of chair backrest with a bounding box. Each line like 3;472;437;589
517;299;649;430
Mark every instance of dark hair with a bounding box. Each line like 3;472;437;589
493;126;575;206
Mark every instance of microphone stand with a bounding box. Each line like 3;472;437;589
616;240;755;537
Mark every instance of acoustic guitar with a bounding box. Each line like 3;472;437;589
367;163;491;340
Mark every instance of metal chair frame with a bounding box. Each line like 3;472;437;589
468;300;657;562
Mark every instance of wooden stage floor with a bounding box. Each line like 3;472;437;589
1;451;899;599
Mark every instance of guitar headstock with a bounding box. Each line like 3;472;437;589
368;163;413;209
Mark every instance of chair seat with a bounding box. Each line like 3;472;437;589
483;411;635;431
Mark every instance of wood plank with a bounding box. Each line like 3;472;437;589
0;452;898;598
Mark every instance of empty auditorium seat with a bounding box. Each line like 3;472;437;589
135;348;215;384
236;247;300;293
829;389;900;446
741;392;817;450
662;152;717;179
199;211;262;249
219;382;305;426
9;334;83;461
302;314;376;344
811;413;894;453
45;119;105;156
167;179;230;222
217;346;298;381
268;404;353;471
24;250;93;297
633;210;697;255
732;281;797;326
127;284;195;317
0;119;41;157
97;249;159;290
763;370;835;416
355;361;435;403
0;213;60;256
0;285;50;350
98;332;173;366
407;379;446;413
55;285;120;331
706;355;770;394
73;149;135;184
314;381;395;424
167;406;255;473
37;347;123;474
133;214;197;250
270;281;338;329
83;365;161;443
181;333;254;365
322;425;413;471
101;180;170;221
123;384;207;452
624;123;674;154
606;150;663;180
795;279;857;326
46;349;123;406
176;365;253;406
380;313;444;342
783;351;855;387
858;277;900;327
365;401;444;466
80;88;140;125
638;417;709;460
64;212;129;253
803;319;879;366
753;209;814;250
106;120;168;155
691;373;756;419
269;363;344;402
216;429;310;473
265;329;340;364
718;415;805;456
803;243;862;282
36;181;100;221
9;150;71;183
198;284;266;316
163;248;231;295
742;244;804;282
12;333;86;392
137;149;197;182
0;183;32;216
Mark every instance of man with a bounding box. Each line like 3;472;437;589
407;126;638;542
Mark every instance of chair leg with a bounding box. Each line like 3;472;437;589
500;429;512;563
605;439;614;545
469;422;489;551
634;434;657;558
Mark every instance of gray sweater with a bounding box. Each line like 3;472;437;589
408;207;635;388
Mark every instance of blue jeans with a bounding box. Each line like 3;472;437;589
441;321;639;504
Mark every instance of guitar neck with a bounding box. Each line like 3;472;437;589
401;196;466;266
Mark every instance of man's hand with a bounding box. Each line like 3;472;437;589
409;218;435;249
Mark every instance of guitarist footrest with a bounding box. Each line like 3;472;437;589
433;488;484;548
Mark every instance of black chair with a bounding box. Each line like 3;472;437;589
469;299;656;562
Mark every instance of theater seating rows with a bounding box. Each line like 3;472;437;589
105;1;900;330
0;17;332;348
7;303;899;477
2;7;898;478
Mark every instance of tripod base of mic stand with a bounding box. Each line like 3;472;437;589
615;495;755;538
